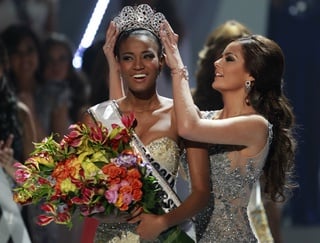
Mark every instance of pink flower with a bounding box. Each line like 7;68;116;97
60;123;83;148
105;189;118;204
122;192;133;205
14;162;31;184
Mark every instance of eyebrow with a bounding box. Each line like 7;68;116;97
121;50;155;55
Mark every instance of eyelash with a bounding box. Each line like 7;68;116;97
143;53;155;59
225;56;234;62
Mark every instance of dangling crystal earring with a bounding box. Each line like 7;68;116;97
245;81;251;105
245;97;250;105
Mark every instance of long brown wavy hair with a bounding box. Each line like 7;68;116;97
238;35;297;202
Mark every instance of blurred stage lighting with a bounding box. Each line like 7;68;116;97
72;0;110;69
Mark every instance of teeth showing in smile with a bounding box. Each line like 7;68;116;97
215;72;223;77
133;74;146;78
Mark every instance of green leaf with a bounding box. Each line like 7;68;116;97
158;226;195;243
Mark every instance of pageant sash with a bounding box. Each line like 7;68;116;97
88;100;196;241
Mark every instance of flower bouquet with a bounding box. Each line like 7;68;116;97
13;112;195;242
13;113;160;228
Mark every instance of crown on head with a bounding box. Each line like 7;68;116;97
113;4;166;38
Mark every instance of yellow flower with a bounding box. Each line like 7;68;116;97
82;161;102;179
91;150;108;163
60;178;77;193
26;154;55;169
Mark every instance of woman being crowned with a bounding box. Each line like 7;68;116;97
81;4;210;243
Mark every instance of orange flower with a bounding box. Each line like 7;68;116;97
127;168;141;180
132;189;143;201
119;184;133;194
52;156;81;191
131;178;143;190
102;163;126;179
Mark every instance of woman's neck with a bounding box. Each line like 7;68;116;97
122;92;161;113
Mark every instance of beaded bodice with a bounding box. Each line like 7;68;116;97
146;137;180;177
196;111;272;243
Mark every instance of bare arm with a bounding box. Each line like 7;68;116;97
103;21;125;100
160;21;268;151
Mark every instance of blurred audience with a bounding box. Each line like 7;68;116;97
81;39;109;105
0;38;34;243
1;24;46;142
0;24;83;243
43;32;90;125
0;0;59;38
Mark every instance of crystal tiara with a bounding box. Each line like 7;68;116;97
113;4;166;38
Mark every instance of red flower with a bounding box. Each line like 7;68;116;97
89;121;108;144
121;112;137;129
37;214;55;226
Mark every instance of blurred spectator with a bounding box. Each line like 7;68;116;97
1;24;46;142
81;39;109;105
1;24;71;243
0;38;34;243
0;0;59;38
43;32;90;125
192;20;251;111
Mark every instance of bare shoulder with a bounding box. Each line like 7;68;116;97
246;114;268;129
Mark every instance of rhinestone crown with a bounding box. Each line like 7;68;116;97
113;4;166;38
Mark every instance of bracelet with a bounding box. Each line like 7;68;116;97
171;66;189;81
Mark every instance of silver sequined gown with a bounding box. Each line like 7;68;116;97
196;111;272;243
94;137;181;243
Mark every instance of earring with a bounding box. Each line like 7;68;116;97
245;81;251;106
245;80;251;90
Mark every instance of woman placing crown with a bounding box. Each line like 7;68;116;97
81;4;210;243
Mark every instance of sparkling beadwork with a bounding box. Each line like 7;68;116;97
194;110;273;242
113;4;166;37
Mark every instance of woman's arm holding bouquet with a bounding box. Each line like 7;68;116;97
130;141;210;240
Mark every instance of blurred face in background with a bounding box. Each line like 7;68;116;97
44;44;70;81
10;37;39;80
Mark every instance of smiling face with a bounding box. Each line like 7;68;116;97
117;29;163;97
213;41;253;93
